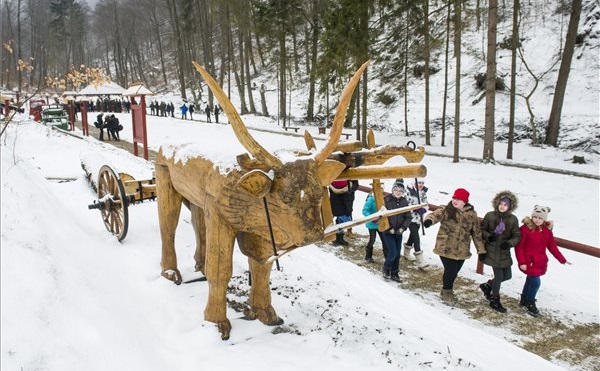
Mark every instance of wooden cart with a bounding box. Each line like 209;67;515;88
87;165;156;241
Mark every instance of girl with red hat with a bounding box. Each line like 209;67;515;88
423;188;486;303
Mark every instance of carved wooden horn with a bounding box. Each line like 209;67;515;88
192;61;283;169
314;60;370;164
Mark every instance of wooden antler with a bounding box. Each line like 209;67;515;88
192;62;283;169
315;60;370;164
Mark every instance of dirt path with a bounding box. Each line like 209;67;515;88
323;235;599;371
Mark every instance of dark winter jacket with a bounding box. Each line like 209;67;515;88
480;191;521;268
514;217;566;277
329;180;358;217
382;193;411;233
425;203;486;260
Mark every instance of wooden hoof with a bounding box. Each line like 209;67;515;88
217;320;232;340
161;269;182;285
244;306;284;326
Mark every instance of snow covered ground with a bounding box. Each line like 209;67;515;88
1;110;597;371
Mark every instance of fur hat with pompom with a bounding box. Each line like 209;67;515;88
531;205;551;221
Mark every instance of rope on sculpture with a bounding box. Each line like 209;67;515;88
263;197;281;271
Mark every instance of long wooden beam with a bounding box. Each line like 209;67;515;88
337;164;427;180
328;145;425;167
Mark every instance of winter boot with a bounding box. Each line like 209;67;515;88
335;233;349;246
479;282;492;301
489;294;507;313
414;251;428;268
440;289;456;303
382;268;391;280
519;294;526;307
390;271;401;283
402;244;416;261
525;300;540;317
346;228;354;239
365;245;374;262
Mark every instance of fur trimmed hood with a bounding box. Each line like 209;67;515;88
492;190;518;213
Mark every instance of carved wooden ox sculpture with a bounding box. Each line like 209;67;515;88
155;60;426;340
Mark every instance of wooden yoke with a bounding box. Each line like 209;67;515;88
366;130;389;232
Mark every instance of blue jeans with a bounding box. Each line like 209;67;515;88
335;215;352;236
382;233;403;274
522;275;541;301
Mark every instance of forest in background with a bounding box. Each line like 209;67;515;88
1;0;598;157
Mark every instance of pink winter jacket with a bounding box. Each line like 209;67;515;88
514;217;566;277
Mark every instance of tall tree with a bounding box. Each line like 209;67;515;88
545;0;581;146
165;0;187;99
453;0;462;163
507;0;520;159
483;0;498;162
441;0;452;147
423;0;431;145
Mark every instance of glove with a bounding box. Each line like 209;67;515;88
500;241;511;250
487;234;497;242
416;208;427;215
423;219;433;228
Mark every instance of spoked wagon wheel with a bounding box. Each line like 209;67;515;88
97;165;129;241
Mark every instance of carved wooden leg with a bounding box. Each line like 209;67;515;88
203;205;236;340
246;257;283;326
155;164;183;285
190;204;206;275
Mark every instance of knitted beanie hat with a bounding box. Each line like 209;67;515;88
452;188;470;203
392;183;405;193
499;196;512;209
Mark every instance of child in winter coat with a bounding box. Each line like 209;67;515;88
479;191;521;313
404;178;429;267
362;192;387;262
329;180;359;246
514;205;569;317
381;182;412;282
423;188;486;302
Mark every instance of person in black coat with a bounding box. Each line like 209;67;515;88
381;182;412;282
106;114;120;140
96;113;105;141
328;179;359;246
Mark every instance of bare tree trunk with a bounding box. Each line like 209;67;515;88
403;12;409;136
278;31;287;127
244;31;256;113
483;0;497;162
453;0;462;163
546;0;581;146
16;0;22;92
237;27;248;114
166;0;187;99
424;0;431;145
306;4;319;122
507;0;520;159
361;70;368;146
441;0;451;147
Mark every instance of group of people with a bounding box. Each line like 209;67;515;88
329;178;569;318
151;100;222;124
94;113;122;141
424;188;568;317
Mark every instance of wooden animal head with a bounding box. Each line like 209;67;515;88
183;61;371;248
